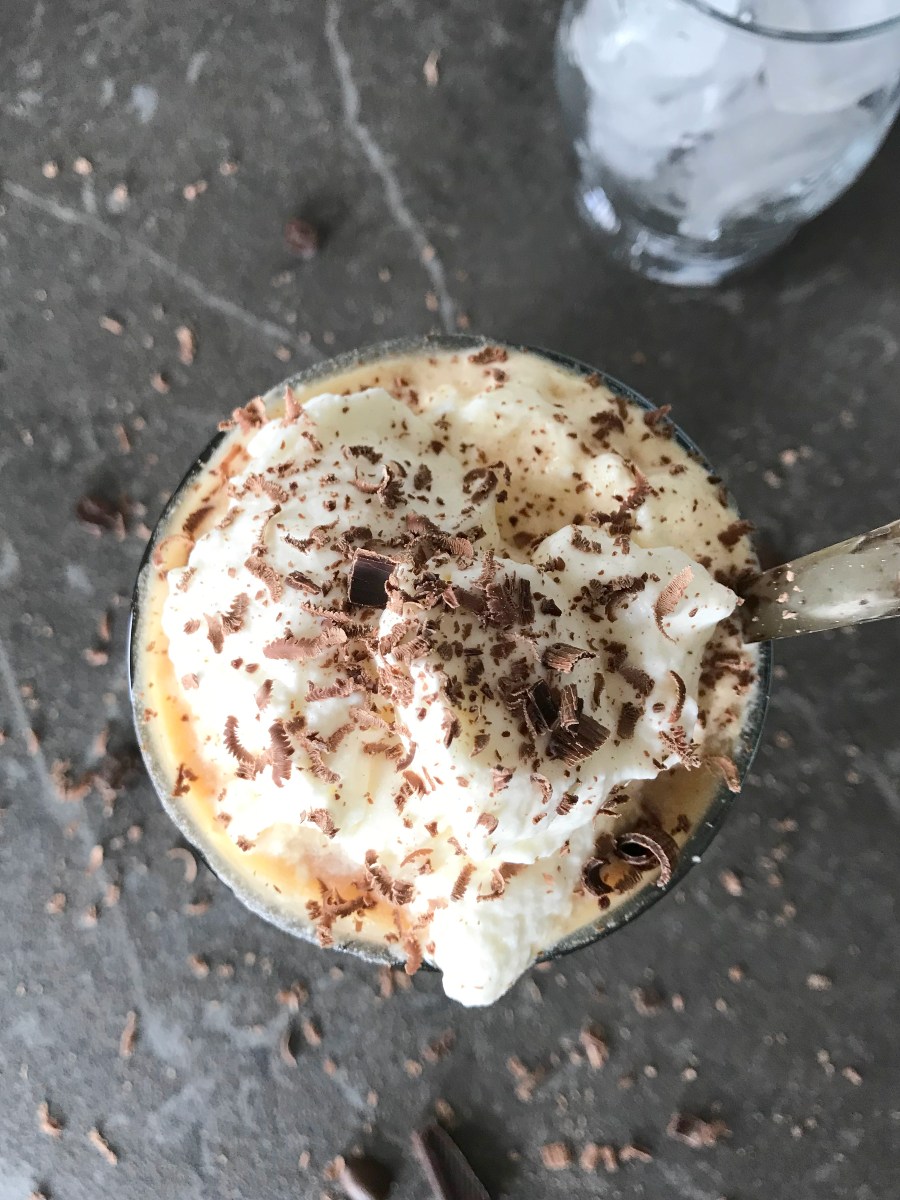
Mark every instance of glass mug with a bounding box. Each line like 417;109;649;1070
556;0;900;285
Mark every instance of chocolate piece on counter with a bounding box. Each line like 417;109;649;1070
337;1154;393;1200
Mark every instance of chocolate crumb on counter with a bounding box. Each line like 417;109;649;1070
88;1127;119;1164
540;1142;573;1170
667;1112;730;1149
37;1101;63;1137
119;1009;138;1058
579;1025;609;1069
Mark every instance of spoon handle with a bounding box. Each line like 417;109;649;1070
740;519;900;644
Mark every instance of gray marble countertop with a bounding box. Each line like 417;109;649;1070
1;2;899;1198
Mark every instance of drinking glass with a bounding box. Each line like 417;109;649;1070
555;0;900;285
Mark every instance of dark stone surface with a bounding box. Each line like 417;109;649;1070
1;2;899;1198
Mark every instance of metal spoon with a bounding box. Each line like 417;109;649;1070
740;519;900;643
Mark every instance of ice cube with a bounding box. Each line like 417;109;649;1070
678;105;870;239
758;0;900;113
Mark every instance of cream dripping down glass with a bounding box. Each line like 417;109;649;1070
130;336;770;1006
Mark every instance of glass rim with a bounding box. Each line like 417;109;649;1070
680;0;900;43
129;332;773;977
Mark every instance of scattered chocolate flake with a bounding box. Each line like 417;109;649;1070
541;1143;573;1170
451;863;475;902
245;554;283;601
542;643;593;673
482;571;533;628
468;345;507;365
718;519;755;549
254;679;274;711
666;1113;730;1149
119;1010;138;1058
348;549;399;608
37;1101;63;1137
222;592;250;632
616;702;643;741
669;669;687;723
181;672;199;690
706;755;741;793
263;626;348;661
411;1123;490;1200
579;1026;609;1069
618;830;678;887
338;1155;393;1200
88;1127;118;1164
284;216;320;259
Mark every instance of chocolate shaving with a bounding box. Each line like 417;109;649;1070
268;719;294;787
307;809;337;838
451;863;475;902
542;643;593;673
619;829;678;888
526;679;559;732
307;678;357;703
556;792;577;816
654;567;693;640
285;571;321;594
548;712;609;765
222;592;249;633
412;463;433;491
531;773;553;804
245;554;283;601
183;505;212;536
476;812;499;835
491;767;513;793
172;762;197;797
557;684;579;730
204;613;224;654
283;386;302;423
348;549;399;608
660;725;701;769
669;670;686;722
263;626;348;661
223;716;255;766
589;574;647;620
616;702;643;741
483;572;534;629
619;664;654;698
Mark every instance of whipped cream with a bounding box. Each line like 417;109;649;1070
148;347;757;1006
